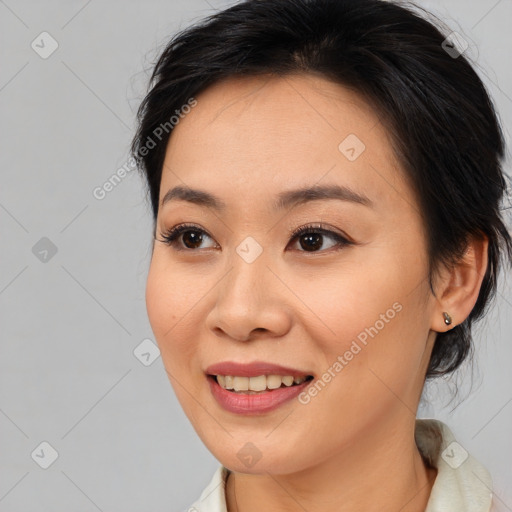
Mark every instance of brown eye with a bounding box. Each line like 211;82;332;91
181;230;204;249
158;224;217;251
288;224;353;253
297;232;324;252
158;222;353;253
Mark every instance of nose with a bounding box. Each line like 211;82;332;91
205;249;292;342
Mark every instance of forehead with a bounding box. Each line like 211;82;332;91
174;73;381;141
160;73;411;217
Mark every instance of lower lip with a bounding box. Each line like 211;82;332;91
207;375;313;415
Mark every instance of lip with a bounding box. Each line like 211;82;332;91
205;361;313;378
207;374;313;415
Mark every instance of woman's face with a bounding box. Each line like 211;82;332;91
146;73;440;474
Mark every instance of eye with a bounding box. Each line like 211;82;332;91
157;223;217;251
287;223;353;253
157;222;354;253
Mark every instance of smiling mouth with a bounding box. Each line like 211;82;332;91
208;374;314;394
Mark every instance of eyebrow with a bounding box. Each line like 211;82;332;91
160;184;373;212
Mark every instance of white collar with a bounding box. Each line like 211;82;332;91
189;419;493;511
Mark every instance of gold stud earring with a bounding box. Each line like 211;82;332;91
443;312;452;326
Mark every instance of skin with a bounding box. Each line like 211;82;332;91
145;73;488;511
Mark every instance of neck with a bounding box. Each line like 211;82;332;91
225;417;437;512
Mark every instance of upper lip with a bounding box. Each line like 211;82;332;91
205;361;314;378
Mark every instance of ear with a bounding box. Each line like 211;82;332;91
430;234;489;333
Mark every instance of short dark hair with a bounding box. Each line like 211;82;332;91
131;0;512;379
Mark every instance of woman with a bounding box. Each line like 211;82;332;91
130;0;511;510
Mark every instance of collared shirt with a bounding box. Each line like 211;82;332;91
186;418;494;511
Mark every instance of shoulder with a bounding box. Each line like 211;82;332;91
416;418;494;512
184;465;230;512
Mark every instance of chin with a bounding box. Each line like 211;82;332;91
204;437;313;476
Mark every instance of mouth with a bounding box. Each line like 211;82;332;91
206;373;315;415
204;361;316;414
207;374;314;394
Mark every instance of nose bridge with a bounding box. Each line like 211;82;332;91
222;237;270;311
208;237;288;340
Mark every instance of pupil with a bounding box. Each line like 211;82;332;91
300;233;322;251
181;231;323;250
183;231;202;249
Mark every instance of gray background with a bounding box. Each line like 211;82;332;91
1;0;511;510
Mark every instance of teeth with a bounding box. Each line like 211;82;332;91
225;375;234;390
282;376;294;386
249;375;267;391
267;375;282;389
233;376;249;391
215;374;308;392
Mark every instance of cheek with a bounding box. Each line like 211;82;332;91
299;248;429;381
145;256;210;421
145;261;176;343
145;256;201;370
290;259;403;347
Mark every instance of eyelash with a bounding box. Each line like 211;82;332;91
157;222;354;253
